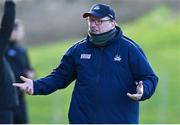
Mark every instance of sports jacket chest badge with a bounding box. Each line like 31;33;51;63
114;54;122;62
80;54;91;59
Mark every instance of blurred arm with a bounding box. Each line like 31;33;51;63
0;0;15;58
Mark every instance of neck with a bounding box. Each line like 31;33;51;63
88;28;117;46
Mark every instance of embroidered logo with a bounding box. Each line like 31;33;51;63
93;6;100;10
114;54;122;62
80;54;91;59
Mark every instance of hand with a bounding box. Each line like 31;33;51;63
13;76;34;95
127;81;143;101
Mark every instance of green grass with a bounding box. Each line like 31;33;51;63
26;7;180;123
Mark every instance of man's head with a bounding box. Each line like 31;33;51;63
10;19;25;42
83;4;117;34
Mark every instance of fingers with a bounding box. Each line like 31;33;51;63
13;83;23;87
20;76;30;82
137;81;143;94
25;86;33;95
13;83;33;95
13;77;33;95
138;81;143;87
127;81;144;101
127;93;142;101
136;81;143;86
13;83;26;90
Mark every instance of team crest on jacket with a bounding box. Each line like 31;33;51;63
114;54;122;62
80;54;91;59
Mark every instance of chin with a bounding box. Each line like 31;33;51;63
91;31;100;34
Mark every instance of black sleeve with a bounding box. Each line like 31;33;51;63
0;1;15;58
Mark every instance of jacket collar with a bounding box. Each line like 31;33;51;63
86;26;123;48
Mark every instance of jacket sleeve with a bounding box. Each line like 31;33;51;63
128;45;158;101
33;46;77;95
0;1;15;58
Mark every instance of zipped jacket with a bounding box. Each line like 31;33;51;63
33;27;158;124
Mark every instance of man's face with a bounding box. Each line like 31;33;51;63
87;16;116;34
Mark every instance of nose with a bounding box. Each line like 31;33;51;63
90;21;97;28
90;22;97;29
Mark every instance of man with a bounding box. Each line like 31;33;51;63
5;20;35;123
13;4;158;124
0;0;18;123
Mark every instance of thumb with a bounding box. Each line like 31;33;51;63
20;76;29;82
137;81;143;94
138;81;143;87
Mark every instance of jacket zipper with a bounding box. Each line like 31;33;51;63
94;47;103;123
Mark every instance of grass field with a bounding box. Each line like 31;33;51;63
26;7;180;123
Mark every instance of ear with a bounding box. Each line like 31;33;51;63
111;20;117;27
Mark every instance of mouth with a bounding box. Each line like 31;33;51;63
90;28;99;33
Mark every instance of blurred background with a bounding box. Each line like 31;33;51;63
0;0;180;123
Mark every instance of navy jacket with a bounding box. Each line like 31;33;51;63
0;1;19;109
33;27;158;124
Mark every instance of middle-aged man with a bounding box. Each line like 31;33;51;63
0;0;19;123
13;4;158;124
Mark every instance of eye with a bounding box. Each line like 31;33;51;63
96;20;102;23
90;19;96;22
